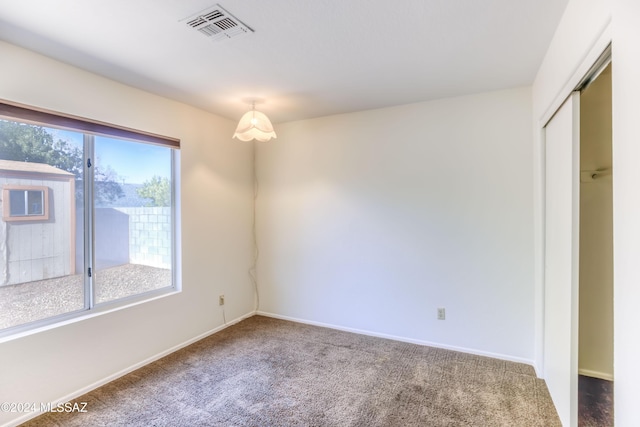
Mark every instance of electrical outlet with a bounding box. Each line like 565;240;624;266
219;295;225;306
437;307;446;320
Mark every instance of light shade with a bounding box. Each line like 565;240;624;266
233;108;277;142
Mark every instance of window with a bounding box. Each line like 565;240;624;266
0;100;180;334
2;186;49;221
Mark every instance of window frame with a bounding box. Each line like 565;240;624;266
0;100;180;148
0;98;181;338
2;185;49;221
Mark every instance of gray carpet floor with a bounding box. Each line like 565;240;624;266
21;315;561;426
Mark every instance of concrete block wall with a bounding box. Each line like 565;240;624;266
116;207;172;269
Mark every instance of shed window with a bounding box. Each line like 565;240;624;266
2;186;49;221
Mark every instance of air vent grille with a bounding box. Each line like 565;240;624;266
184;4;253;42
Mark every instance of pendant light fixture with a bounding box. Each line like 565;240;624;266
233;100;277;142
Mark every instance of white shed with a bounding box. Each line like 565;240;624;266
0;159;76;286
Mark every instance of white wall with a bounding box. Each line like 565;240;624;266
257;87;535;362
531;0;611;121
612;0;640;424
0;41;255;427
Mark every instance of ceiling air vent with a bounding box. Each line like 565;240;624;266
183;4;253;42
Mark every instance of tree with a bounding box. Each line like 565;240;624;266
0;120;82;175
137;176;170;207
0;119;123;204
93;164;125;205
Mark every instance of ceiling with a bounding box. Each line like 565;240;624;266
0;0;568;124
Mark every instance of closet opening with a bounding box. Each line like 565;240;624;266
578;62;613;427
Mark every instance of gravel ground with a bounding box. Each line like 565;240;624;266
0;264;171;330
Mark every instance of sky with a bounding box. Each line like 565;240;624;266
52;128;172;185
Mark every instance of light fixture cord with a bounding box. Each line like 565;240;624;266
248;142;260;311
251;101;256;124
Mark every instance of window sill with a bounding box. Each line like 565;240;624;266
0;287;180;344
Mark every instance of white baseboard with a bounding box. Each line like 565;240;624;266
533;362;543;379
256;311;535;368
5;310;256;427
579;368;614;381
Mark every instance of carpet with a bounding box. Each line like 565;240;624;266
21;316;561;426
